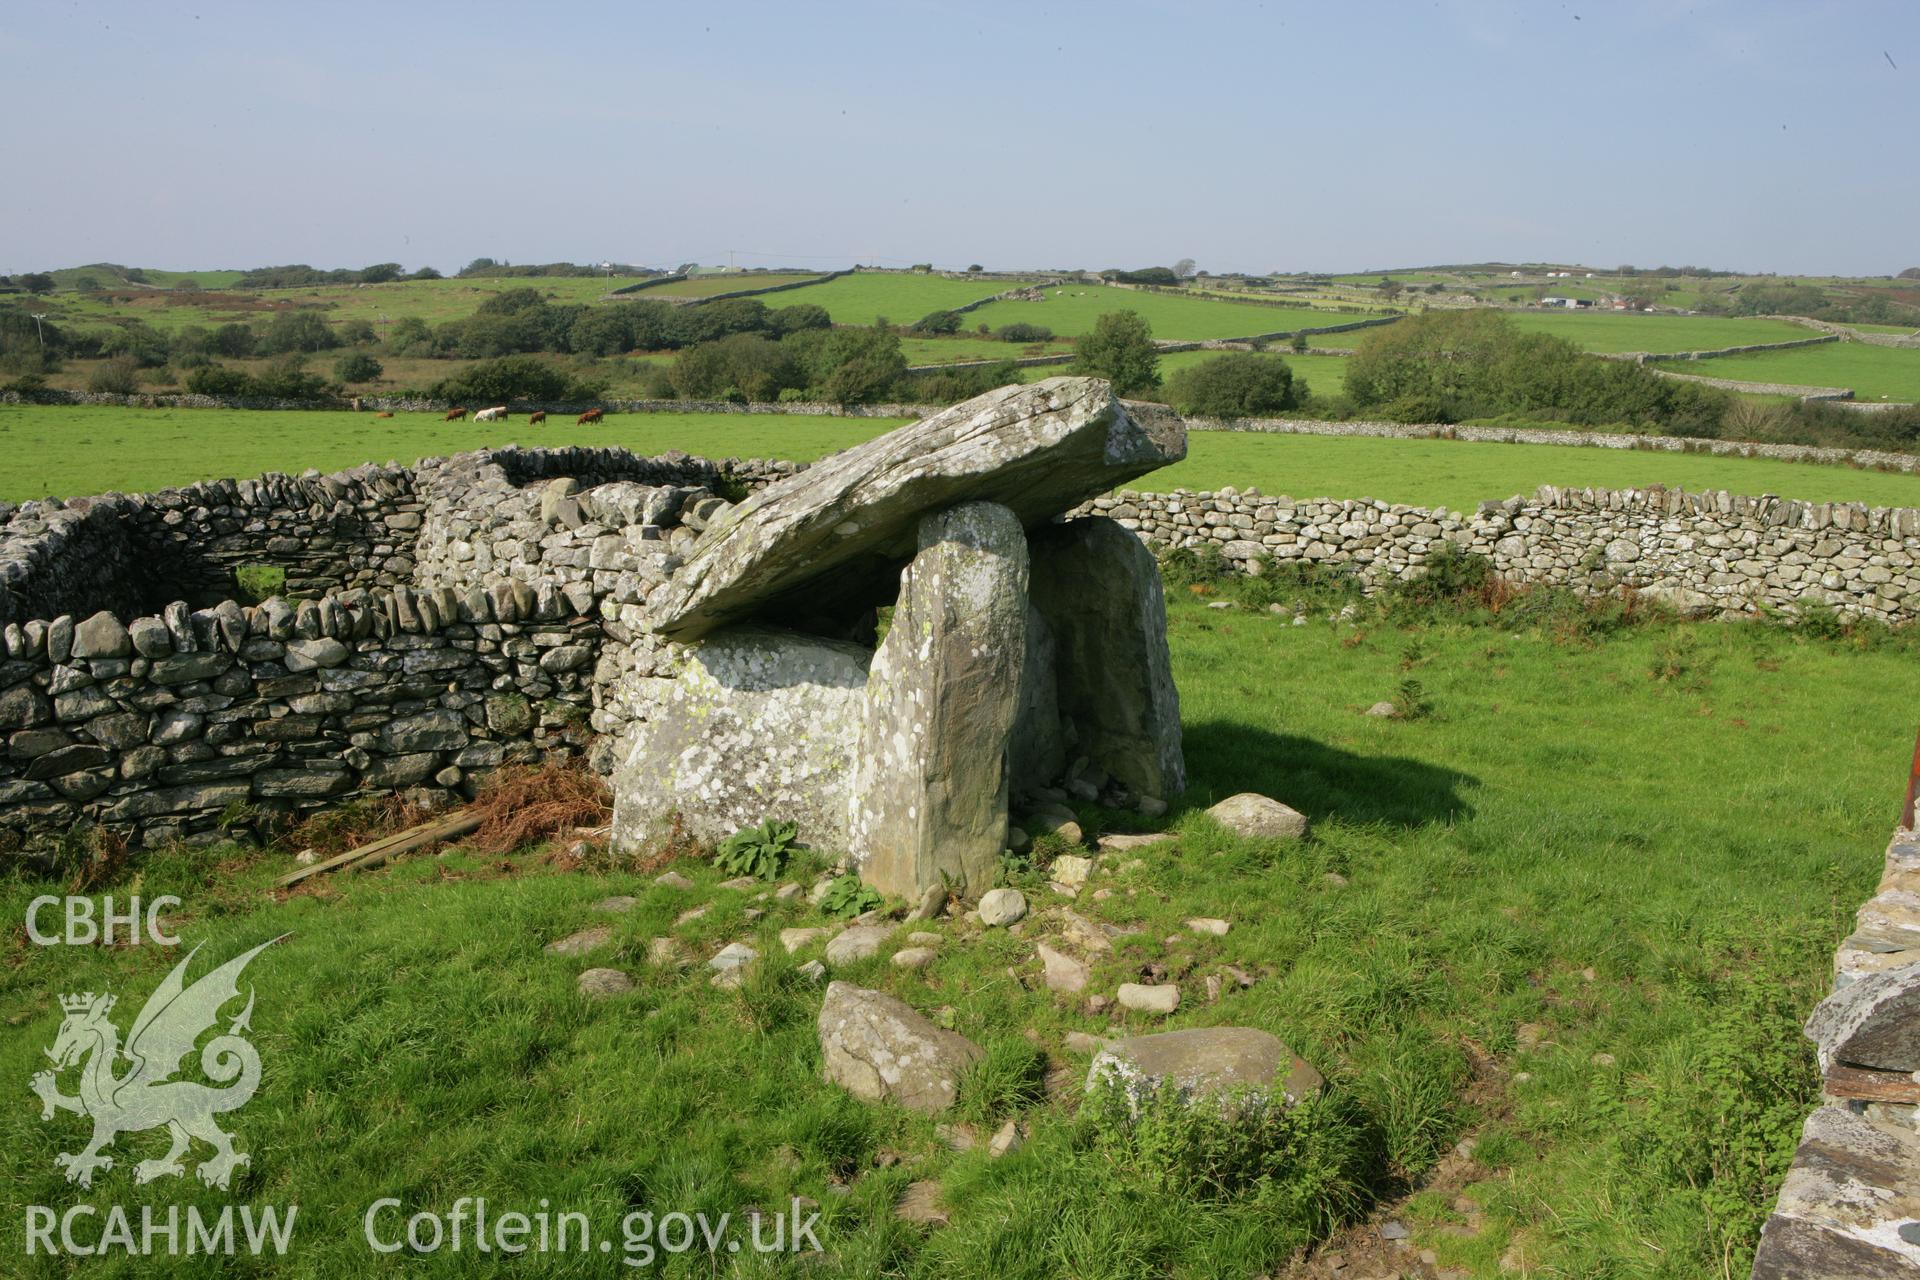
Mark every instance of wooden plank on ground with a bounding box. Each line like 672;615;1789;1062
276;812;483;887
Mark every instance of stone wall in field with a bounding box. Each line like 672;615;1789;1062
1182;414;1920;474
0;445;801;853
0;466;421;627
1077;481;1920;623
1750;824;1920;1278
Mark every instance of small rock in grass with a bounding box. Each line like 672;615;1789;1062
1186;917;1230;936
1117;982;1179;1014
825;924;892;965
1206;601;1234;610
989;1119;1024;1158
592;895;637;914
781;927;830;954
1098;832;1169;853
1366;700;1399;718
1322;871;1349;888
654;871;694;890
774;882;804;901
1206;792;1309;841
717;876;759;891
978;887;1028;927
708;942;758;983
577;968;634;998
1379;1220;1410;1240
907;931;942;946
895;1180;948;1226
545;925;612;956
1137;795;1167;818
1037;942;1090;994
1065;1030;1116;1055
1051;854;1095;891
796;959;827;983
675;905;709;926
647;936;686;968
905;882;947;922
892;947;937;970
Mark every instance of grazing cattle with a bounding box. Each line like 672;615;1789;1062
444;407;468;422
374;411;394;419
577;408;604;425
473;406;509;423
527;410;547;426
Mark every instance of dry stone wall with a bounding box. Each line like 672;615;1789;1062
1079;481;1920;623
0;445;800;854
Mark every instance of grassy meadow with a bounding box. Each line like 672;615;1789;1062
0;590;1900;1277
1662;341;1920;402
760;274;1015;328
634;273;825;299
1505;311;1814;354
9;403;1920;511
964;286;1360;342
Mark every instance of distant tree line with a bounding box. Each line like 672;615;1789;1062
1695;282;1920;329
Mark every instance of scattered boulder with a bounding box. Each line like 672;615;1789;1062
1206;792;1309;841
1365;700;1400;718
891;947;937;970
708;941;759;989
818;981;983;1113
894;1180;950;1227
592;896;637;914
1050;854;1095;892
780;926;831;954
1036;942;1090;994
1186;918;1230;937
825;924;893;966
544;926;612;957
1116;982;1180;1014
989;1119;1024;1158
1087;1027;1326;1112
577;968;634;998
978;887;1028;927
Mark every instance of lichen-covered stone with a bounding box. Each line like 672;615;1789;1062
1028;516;1184;800
817;981;982;1113
610;625;870;853
852;502;1027;900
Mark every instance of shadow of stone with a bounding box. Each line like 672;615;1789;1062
1180;720;1478;829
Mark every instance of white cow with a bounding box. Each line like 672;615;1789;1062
472;406;509;423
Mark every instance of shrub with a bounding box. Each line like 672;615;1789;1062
713;818;799;881
209;322;257;358
995;322;1053;344
259;310;340;354
86;356;141;394
671;334;802;402
428;355;592;405
249;354;332;399
819;873;881;918
334;352;383;383
1073;311;1160;396
911;309;962;336
1165;353;1304;418
184;363;255;396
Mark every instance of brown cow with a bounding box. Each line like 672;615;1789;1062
576;408;604;425
444;407;468;422
374;411;394;419
527;410;547;426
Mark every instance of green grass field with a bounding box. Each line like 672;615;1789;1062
1506;311;1814;354
0;591;1895;1276
0;406;904;502
634;273;825;300
1661;342;1920;402
760;274;1015;328
899;336;1074;366
10;404;1920;510
965;286;1363;342
38;277;627;335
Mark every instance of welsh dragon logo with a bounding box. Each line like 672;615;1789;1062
31;936;283;1191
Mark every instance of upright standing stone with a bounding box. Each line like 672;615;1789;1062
1028;516;1185;800
851;502;1028;899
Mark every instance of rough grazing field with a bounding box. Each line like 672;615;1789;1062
759;274;1018;327
965;285;1359;342
631;273;826;299
8;405;1920;511
0;595;1902;1277
40;277;626;334
1504;311;1814;354
1662;341;1920;402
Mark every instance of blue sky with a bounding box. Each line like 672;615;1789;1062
1;1;1913;277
